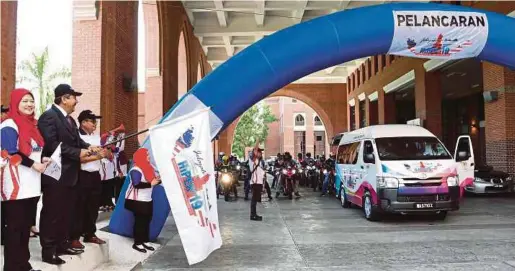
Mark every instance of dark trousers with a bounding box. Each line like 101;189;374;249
250;184;263;216
71;171;102;240
125;199;153;244
40;184;76;258
3;197;38;271
29;196;39;227
1;202;5;245
101;179;115;207
113;176;125;203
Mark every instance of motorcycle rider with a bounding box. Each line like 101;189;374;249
321;154;336;196
272;154;284;189
282;152;301;198
218;155;238;200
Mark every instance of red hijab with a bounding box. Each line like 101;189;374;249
7;89;45;156
133;148;156;181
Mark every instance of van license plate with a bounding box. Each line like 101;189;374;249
415;203;434;209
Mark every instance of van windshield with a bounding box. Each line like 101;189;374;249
375;137;452;161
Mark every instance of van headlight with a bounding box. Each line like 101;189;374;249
447;176;459;186
377;177;399;188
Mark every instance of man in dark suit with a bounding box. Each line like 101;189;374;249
38;84;100;265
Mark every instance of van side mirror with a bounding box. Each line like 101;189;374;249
364;153;375;164
457;151;469;161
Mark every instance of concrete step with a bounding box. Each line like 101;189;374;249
1;237;109;271
92;221;162;271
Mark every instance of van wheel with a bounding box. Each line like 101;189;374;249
435;211;447;220
363;191;380;221
340;186;350;208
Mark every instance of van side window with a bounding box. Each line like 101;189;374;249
349;142;361;164
457;138;470;155
337;142;360;164
337;144;347;164
363;140;375;164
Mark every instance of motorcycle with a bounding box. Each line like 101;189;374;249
321;165;336;195
218;166;237;201
277;165;296;199
306;162;319;191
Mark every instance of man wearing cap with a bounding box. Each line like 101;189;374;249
69;110;109;250
37;84;101;265
248;145;266;221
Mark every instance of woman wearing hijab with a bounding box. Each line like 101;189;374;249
124;148;161;253
1;88;49;271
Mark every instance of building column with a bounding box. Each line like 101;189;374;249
369;97;378;125
354;96;360;129
483;62;515;175
72;1;139;156
365;97;370;126
378;90;395;124
415;67;443;138
1;1;18;104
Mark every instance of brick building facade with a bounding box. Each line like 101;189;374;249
264;97;328;159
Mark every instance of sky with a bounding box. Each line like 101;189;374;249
15;0;146;92
16;0;73;86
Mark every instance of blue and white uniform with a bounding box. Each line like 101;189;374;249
0;119;42;201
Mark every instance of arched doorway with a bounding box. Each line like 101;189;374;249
228;96;333;160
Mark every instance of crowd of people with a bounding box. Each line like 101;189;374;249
0;84;133;270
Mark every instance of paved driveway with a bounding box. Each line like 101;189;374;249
137;181;515;271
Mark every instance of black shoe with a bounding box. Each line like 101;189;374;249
142;243;155;251
42;255;66;265
132;244;147;253
57;248;84;256
268;197;273;200
250;215;263;221
30;269;42;271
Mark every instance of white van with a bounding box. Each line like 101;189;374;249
335;124;474;221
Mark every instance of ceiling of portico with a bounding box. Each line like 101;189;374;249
182;0;427;84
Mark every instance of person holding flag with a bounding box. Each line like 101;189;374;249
124;148;161;253
248;143;266;221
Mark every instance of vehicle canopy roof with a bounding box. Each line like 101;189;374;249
339;125;436;145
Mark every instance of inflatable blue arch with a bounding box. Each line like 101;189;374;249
109;2;515;240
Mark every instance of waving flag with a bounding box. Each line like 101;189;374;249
149;107;221;265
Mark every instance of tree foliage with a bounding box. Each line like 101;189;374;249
231;103;278;159
17;46;71;116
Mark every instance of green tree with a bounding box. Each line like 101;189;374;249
231;103;278;158
17;46;71;116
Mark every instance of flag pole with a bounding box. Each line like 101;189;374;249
102;128;149;147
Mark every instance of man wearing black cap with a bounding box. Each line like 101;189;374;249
69;110;109;250
248;145;266;221
37;84;101;265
